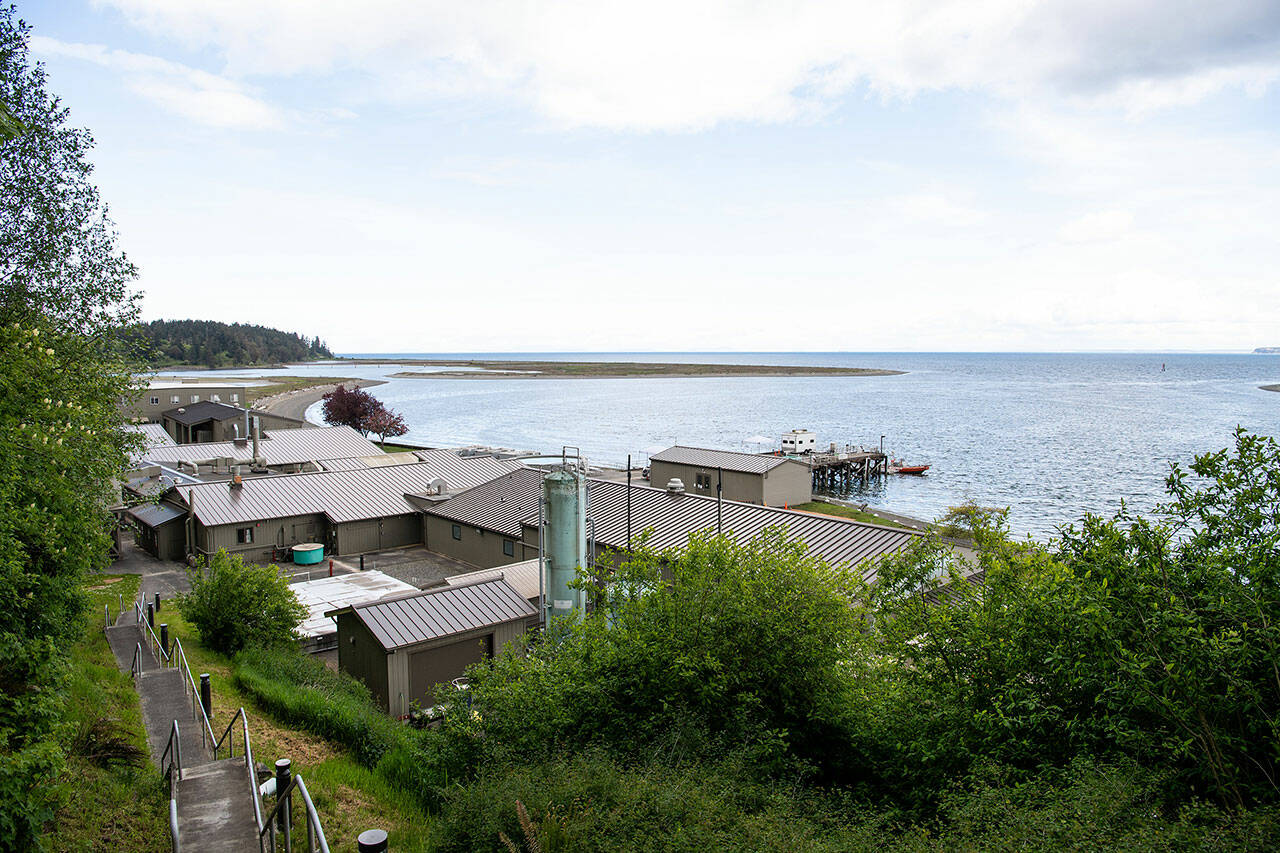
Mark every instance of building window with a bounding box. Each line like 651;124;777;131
503;539;515;557
695;472;713;490
191;394;200;403
149;396;159;405
170;395;180;404
230;393;239;402
236;527;254;544
211;394;221;402
451;524;462;540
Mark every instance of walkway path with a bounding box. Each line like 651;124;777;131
106;613;261;851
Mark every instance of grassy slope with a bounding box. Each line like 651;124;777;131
157;607;432;851
44;573;167;852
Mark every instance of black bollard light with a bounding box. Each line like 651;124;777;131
199;673;211;718
154;592;161;613
160;624;169;657
146;602;154;628
275;759;292;839
357;829;389;852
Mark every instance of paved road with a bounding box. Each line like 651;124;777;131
110;540;191;601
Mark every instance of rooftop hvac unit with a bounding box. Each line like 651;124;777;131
428;478;448;495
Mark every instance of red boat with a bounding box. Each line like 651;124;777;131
888;459;930;475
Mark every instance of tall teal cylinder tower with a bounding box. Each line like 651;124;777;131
542;467;587;627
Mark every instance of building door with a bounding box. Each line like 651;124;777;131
408;634;493;707
340;520;381;554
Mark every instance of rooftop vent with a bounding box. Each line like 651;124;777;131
666;478;685;494
230;473;243;490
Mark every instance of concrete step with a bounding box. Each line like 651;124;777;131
137;667;212;770
104;623;152;672
176;759;263;852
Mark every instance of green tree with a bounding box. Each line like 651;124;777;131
0;6;142;847
177;550;307;656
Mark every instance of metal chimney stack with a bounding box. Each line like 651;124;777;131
251;416;263;468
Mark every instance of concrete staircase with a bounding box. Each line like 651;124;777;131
106;619;262;851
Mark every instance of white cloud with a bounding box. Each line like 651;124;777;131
29;36;282;129
94;1;1280;130
1058;209;1133;243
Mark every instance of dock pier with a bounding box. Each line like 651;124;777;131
810;448;888;488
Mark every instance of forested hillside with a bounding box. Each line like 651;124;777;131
134;319;333;367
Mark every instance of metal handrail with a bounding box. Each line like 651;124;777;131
169;799;180;852
161;719;183;782
213;706;246;758
236;708;265;839
140;612;172;666
170;638;216;750
259;775;330;853
130;642;143;677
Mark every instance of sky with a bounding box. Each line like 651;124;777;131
18;1;1280;353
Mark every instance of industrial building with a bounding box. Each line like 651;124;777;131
421;468;543;567
124;380;251;423
139;452;526;564
648;445;812;507
141;425;382;475
160;400;304;443
329;577;535;716
423;469;919;582
289;570;420;653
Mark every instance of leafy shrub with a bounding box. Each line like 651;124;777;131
465;529;865;781
234;646;409;767
176;550;305;655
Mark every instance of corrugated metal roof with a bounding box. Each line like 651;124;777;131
649;445;806;474
129;423;176;447
339;577;536;651
176;454;527;526
579;480;918;580
426;471;919;580
163;400;248;425
317;452;421;471
144;426;382;468
422;468;543;536
445;559;540;600
126;502;186;527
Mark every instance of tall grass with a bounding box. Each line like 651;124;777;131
233;647;410;768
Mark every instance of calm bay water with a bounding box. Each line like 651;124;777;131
163;353;1280;539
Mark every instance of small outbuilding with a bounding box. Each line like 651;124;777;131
329;577;535;717
125;502;187;561
648;445;812;507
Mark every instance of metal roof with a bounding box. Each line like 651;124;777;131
126;502;186;527
649;445;807;475
336;577;536;651
317;452;421;471
290;571;420;638
175;454;527;526
129;423;176;447
426;471;919;581
445;559;540;600
422;468;543;536
144;426;382;468
576;480;917;579
162;400;249;425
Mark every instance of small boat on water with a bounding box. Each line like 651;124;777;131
888;458;930;475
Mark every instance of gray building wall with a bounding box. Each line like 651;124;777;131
423;515;522;569
648;459;810;507
335;514;421;555
336;612;391;712
163;408;304;444
133;519;185;562
195;512;329;564
125;385;248;423
385;619;528;717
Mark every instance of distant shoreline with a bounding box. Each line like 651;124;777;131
1261;384;1280;393
254;379;386;421
381;359;903;379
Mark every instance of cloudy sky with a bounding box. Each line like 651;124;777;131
22;1;1280;352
